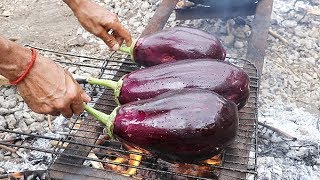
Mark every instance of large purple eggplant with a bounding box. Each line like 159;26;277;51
118;27;226;67
83;59;250;109
84;89;239;163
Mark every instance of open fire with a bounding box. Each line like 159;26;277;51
99;142;223;178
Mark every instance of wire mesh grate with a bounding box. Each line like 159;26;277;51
0;47;258;180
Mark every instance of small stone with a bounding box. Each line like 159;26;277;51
24;118;35;125
309;27;320;38
233;27;247;39
0;96;4;106
68;36;86;47
141;1;150;11
0;162;5;171
18;120;31;134
294;27;307;38
2;10;12;17
282;20;297;28
223;35;235;46
272;165;282;176
4;88;15;97
313;73;318;79
5;114;16;129
234;41;245;49
2;98;17;109
0;116;6;128
23;112;31;119
14;111;24;121
30;112;45;122
68;66;78;73
4;156;11;161
29;122;43;132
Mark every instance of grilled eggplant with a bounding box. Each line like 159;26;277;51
85;59;250;109
85;89;239;163
119;27;226;66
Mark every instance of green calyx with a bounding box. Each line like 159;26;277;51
87;77;123;106
118;39;136;62
84;104;119;140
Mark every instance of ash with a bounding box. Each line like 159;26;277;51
0;119;67;173
257;103;320;179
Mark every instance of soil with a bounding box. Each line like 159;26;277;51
0;0;80;51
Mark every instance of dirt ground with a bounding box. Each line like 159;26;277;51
0;0;80;51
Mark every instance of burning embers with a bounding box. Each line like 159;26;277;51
91;135;223;179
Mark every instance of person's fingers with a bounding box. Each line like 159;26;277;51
112;31;124;46
109;23;132;47
65;70;91;103
71;101;84;115
81;91;91;103
49;111;61;117
96;28;119;50
60;105;73;118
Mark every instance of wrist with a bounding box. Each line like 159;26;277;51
0;37;33;82
63;0;87;13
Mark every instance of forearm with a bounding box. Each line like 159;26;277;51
63;0;86;14
0;36;32;82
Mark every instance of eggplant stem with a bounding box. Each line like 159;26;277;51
84;104;117;139
118;39;136;61
87;78;118;90
86;77;123;106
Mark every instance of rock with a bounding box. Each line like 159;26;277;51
30;112;45;122
14;111;24;121
18;120;31;134
5;114;16;129
2;98;17;109
0;153;5;162
0;108;10;116
0;96;4;106
2;10;12;17
294;27;308;38
223;35;235;47
4;88;15;97
68;36;86;47
282;20;297;28
234;41;245;49
273;165;283;177
29;122;44;133
23;112;31;119
141;1;150;11
24;118;35;125
0;116;6;128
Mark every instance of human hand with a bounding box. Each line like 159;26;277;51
16;54;91;118
66;0;132;50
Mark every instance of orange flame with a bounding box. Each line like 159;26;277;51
122;145;143;176
10;172;23;179
104;145;143;177
203;154;222;166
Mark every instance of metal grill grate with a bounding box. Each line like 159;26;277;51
0;47;259;180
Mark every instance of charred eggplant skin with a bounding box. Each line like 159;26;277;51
119;59;250;109
133;27;226;66
113;89;239;163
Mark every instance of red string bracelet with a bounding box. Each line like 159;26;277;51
10;48;37;85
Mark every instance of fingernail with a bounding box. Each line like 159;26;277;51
111;43;119;51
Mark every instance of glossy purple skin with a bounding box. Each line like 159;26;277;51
133;27;226;67
119;59;250;109
113;89;239;163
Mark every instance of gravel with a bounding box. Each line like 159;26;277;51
0;0;319;179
